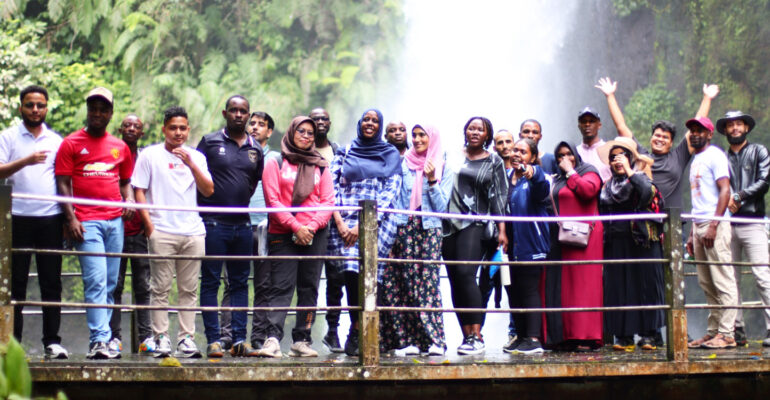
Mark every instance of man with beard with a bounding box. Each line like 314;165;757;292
717;111;770;347
0;85;68;359
197;95;264;357
385;121;409;156
309;107;345;353
108;114;153;355
685;116;739;350
494;129;515;173
56;87;135;359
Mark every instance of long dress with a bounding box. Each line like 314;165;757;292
600;173;665;340
543;170;604;348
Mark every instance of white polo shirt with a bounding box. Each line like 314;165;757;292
0;123;63;216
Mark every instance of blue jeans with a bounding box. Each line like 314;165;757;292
75;217;124;344
200;221;252;344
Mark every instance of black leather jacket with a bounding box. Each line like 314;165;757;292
728;141;770;218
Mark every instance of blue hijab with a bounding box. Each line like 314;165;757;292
341;108;402;182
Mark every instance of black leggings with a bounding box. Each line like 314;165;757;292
344;271;360;325
507;264;543;338
442;225;486;326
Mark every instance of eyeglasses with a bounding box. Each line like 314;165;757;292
311;116;330;122
296;127;314;137
521;129;540;135
23;102;47;109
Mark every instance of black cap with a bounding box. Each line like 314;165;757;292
578;106;600;121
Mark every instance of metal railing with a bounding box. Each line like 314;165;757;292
2;185;769;368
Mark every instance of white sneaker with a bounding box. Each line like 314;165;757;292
176;335;202;358
154;334;172;358
257;337;282;358
289;341;318;357
45;343;69;359
457;334;485;355
107;338;122;359
138;337;156;355
393;345;420;357
427;344;445;356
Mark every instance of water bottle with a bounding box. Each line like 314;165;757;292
500;251;511;286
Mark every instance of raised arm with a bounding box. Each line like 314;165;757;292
595;77;633;138
683;84;719;154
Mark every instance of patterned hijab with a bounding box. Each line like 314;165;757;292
281;116;327;206
341;108;402;182
404;124;444;210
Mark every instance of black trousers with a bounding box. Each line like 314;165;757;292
324;260;346;332
110;232;152;341
442;224;486;327
343;271;360;325
264;228;328;342
507;264;543;339
250;226;270;346
11;214;63;346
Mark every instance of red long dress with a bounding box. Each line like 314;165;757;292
544;170;604;347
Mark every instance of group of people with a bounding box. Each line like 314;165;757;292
3;78;770;361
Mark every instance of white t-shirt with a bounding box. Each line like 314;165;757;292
131;143;210;236
577;139;611;182
0;123;63;216
689;145;730;223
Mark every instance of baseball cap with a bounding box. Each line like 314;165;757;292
685;116;714;133
578;106;600;121
86;87;114;106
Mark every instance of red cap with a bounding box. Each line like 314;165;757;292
685;116;714;133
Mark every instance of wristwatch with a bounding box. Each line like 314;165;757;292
733;193;741;202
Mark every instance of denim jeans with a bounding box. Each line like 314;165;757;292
75;217;124;344
200;221;252;344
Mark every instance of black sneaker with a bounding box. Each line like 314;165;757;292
734;326;748;347
514;337;544;355
638;336;657;350
502;336;520;354
220;338;233;351
323;331;344;353
344;329;359;356
86;342;110;360
654;330;665;348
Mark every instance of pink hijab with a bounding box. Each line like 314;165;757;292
404;124;444;211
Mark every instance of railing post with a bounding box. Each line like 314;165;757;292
358;200;379;366
663;207;687;362
0;184;13;345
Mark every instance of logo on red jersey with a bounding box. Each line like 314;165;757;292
111;148;120;159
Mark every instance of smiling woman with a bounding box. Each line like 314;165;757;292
327;108;403;356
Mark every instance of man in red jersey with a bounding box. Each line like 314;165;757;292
55;87;135;359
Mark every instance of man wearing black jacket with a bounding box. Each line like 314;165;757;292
719;111;770;347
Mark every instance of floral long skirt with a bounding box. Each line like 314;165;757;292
378;215;446;352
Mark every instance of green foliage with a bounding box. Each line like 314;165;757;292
0;337;32;399
2;0;404;147
0;338;67;400
611;0;770;148
625;83;679;144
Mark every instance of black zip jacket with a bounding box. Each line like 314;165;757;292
728;141;770;219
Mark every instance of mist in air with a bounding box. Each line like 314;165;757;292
381;0;579;164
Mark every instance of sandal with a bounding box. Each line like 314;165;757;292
688;334;713;349
701;334;736;349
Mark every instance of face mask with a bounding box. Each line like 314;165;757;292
727;132;747;145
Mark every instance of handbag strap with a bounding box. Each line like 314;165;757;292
550;182;596;229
